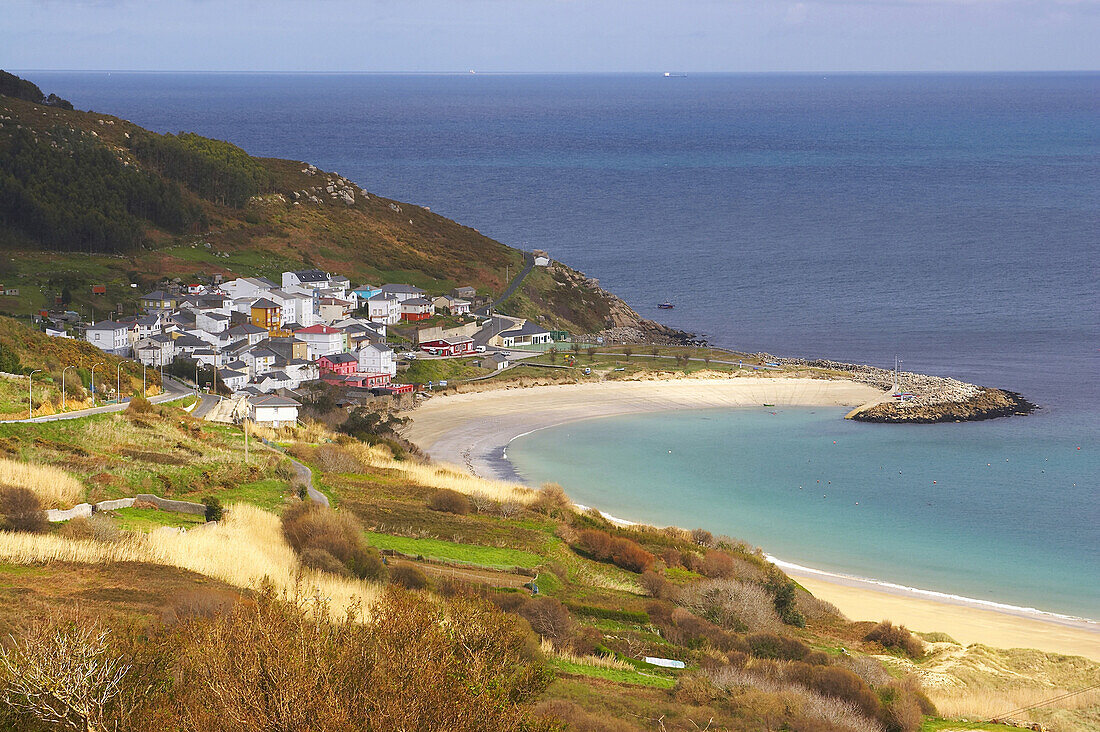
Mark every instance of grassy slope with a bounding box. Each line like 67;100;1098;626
0;92;623;335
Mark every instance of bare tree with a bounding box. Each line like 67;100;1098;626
469;492;497;514
498;500;523;519
0;620;130;732
622;346;633;359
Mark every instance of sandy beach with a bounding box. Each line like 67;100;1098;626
404;376;885;479
403;376;1100;661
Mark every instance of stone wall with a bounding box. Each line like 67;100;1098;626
45;494;205;522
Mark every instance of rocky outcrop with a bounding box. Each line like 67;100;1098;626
849;387;1036;424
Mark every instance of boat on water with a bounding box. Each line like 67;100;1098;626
657;301;675;309
663;72;687;78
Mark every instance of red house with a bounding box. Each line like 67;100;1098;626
419;337;474;357
317;352;359;376
400;297;434;322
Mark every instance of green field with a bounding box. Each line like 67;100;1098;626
364;531;543;569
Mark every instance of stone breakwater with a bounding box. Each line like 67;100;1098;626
775;357;1037;424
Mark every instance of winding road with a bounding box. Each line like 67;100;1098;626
476;251;535;316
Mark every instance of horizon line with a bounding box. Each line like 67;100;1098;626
9;68;1100;76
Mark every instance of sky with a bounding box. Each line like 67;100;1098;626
3;0;1099;73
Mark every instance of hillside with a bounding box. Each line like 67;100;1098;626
0;72;675;339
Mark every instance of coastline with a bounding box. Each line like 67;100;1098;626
401;376;1100;661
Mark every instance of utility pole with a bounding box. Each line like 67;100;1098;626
61;365;74;412
244;418;249;464
116;362;123;403
27;370;41;419
142;363;146;398
91;362;103;406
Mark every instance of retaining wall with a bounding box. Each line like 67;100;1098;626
45;495;205;522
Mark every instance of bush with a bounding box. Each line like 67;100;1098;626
865;621;923;658
747;632;810;661
58;515;94;540
281;501;385;580
786;662;881;719
389;562;430;591
519;597;573;648
565;604;649;624
125;395;154;414
691;528;714;547
0;486;47;533
299;547;351;577
640;569;671;599
768;577;806;627
531;483;572;519
427;489;471;515
574;529;654;573
201;495;223;523
274;459;296;481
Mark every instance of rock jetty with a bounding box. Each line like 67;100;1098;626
778;357;1036;423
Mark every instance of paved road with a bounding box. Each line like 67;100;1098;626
190;392;223;420
476;251;535;316
3;375;195;424
258;437;329;507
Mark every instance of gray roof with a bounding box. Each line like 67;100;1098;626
322;352;358;364
500;321;550;338
88;319;127;330
250;394;300;407
250;297;281;310
228;323;267;335
292;269;330;283
141;290;173;300
381;284;425;294
403;297;432;306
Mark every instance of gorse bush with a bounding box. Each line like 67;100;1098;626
865;621;924;658
281;501;385;581
427;488;471;515
388;562;430;591
574;528;654;573
0;486;46;534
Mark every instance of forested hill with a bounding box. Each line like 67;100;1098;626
0;72;665;337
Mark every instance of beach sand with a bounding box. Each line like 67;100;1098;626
402;375;1100;662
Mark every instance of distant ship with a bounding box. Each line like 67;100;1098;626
657;301;675;309
663;72;687;78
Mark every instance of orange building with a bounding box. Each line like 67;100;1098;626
250;297;286;336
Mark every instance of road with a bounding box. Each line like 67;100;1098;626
475;251;535;316
257;437;329;507
4;374;195;424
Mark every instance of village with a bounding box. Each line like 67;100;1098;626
45;259;563;425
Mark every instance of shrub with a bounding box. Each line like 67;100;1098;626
299;547;351;577
88;513;121;543
574;528;654;573
786;663;881;719
769;578;806;627
58;515;94;540
531;483;572;519
274;459;295;481
865;621;924;658
427;489;471;515
701;550;735;578
313;444;365;474
281;501;385;580
201;495;223;523
640;569;671;599
661;547;683;568
125;395;154;414
691;527;714;547
519;597;573;648
683;578;780;633
389;562;430;591
747;632;810;661
0;486;47;533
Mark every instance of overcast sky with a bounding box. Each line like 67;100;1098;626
4;0;1098;73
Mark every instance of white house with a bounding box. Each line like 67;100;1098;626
533;254;551;267
134;335;176;366
268;288;316;328
358;343;396;377
318;296;353;324
85;320;131;355
495;321;553;348
379;283;426;303
196;311;231;335
217;368;249;392
282;268;333;291
249;394;300;427
366;294;401;325
241;347;280;376
225;323;268;346
220;276;277;300
293;324;344;360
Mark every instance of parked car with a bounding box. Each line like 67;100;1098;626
475;345;486;353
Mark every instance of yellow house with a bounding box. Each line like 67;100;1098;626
250;297;285;336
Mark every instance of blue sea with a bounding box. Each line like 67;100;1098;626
24;72;1099;620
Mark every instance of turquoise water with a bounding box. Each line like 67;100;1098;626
508;408;1100;621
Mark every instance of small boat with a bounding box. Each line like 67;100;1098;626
657;301;674;309
762;403;775;407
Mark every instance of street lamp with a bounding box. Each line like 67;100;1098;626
90;362;104;406
27;369;41;419
116;362;123;403
142;362;146;399
61;365;75;412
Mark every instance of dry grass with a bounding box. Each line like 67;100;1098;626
246;420;331;445
0;504;382;620
0;456;84;508
539;638;633;671
346;443;535;505
929;687;1100;731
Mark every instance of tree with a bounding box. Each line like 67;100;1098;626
0;619;130;732
201;495;223;523
60;286;72;305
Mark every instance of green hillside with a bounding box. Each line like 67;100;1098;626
0;71;657;336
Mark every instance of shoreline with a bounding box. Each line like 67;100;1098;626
401;376;1100;661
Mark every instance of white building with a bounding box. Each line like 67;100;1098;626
432;295;472;316
358;343;396;377
219;276;277;300
293;324;344;360
218;368;249;392
366;294;401;325
134;335;176;366
85;320;131;355
282;268;333;291
379;284;426;303
249;394;300;427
